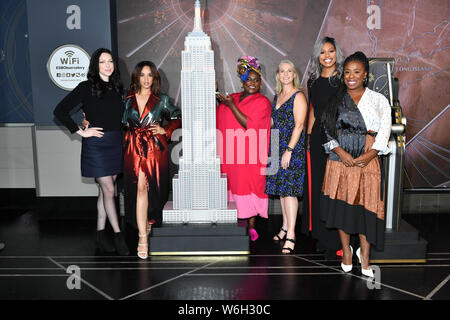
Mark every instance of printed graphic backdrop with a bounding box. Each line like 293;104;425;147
1;0;448;188
116;0;449;189
319;0;449;189
0;0;33;123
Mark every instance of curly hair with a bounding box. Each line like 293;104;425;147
87;48;123;98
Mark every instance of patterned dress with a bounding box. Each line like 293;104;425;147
265;91;306;197
320;88;391;250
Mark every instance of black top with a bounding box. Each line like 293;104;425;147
308;75;340;122
53;80;124;134
322;92;367;161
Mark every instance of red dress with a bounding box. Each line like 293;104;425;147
122;91;181;226
216;92;272;219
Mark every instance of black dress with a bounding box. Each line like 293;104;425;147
53;80;124;178
301;76;341;256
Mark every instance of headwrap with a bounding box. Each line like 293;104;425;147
237;55;262;82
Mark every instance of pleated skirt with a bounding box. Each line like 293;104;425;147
319;154;385;251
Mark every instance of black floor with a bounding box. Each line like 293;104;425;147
0;190;449;307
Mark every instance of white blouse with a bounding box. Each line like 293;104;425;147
324;88;392;155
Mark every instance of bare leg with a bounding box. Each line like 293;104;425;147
338;229;352;265
248;216;256;229
274;197;289;240
136;170;149;256
96;175;121;233
358;234;371;270
281;196;298;253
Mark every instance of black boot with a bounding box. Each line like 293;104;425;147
96;230;115;253
113;232;130;256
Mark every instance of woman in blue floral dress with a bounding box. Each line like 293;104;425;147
265;60;308;254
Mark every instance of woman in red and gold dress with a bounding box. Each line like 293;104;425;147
122;61;181;259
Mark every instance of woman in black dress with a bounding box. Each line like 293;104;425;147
301;37;345;259
53;48;129;256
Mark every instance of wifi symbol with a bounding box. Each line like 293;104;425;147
65;50;75;57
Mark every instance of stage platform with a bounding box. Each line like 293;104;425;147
149;223;249;255
0;191;449;303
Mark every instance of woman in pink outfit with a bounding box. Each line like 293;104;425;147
216;56;272;241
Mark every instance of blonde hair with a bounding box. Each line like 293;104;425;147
275;60;302;95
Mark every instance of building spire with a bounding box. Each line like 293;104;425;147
193;0;202;32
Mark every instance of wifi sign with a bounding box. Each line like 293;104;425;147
60;50;79;64
47;44;90;90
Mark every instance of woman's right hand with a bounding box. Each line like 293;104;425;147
81;113;90;129
77;127;104;138
78;113;103;137
216;92;233;107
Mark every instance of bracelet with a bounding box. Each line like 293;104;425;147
286;146;294;152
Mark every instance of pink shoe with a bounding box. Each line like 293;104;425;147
336;249;343;257
249;228;259;241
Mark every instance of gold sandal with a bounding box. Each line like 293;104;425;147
137;233;148;259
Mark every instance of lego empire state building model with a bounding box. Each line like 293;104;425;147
162;0;237;224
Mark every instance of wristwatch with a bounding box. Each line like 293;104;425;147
286;146;294;152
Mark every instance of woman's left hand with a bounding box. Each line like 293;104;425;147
281;151;292;170
150;124;166;135
354;149;378;168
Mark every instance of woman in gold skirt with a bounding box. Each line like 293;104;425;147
320;51;392;277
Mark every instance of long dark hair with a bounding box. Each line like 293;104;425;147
87;48;123;98
130;61;161;96
321;51;370;139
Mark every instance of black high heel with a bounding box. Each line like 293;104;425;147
273;228;287;241
282;238;296;254
96;230;115;253
113;232;130;256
